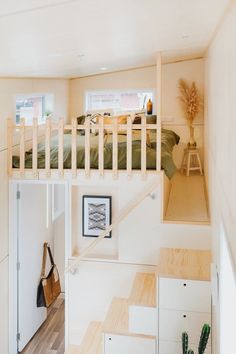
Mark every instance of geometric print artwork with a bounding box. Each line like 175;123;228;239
82;196;112;238
88;203;106;231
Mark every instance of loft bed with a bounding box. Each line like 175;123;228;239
7;113;180;180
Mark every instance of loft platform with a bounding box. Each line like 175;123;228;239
163;172;210;223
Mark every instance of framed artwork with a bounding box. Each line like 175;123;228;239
82;195;112;238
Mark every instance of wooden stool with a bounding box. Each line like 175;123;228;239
181;148;203;176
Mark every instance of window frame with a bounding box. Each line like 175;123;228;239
14;93;52;125
84;88;156;114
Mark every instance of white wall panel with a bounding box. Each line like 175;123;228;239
205;3;236;354
0;151;8;262
0;257;9;354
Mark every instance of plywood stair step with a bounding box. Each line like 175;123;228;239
65;345;80;354
102;297;155;339
65;321;102;354
129;272;156;307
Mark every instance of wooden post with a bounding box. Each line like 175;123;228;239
20;118;25;177
112;116;118;179
156;52;162;171
127;115;132;178
58;118;64;177
7;118;13;177
85;116;90;178
32;118;38;178
71;118;77;178
45;118;51;177
141;115;147;179
98;116;104;176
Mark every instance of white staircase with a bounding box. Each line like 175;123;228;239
65;248;212;354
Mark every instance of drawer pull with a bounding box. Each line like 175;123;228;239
109;337;112;341
183;315;187;318
183;283;187;287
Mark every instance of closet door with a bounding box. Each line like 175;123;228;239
18;184;52;352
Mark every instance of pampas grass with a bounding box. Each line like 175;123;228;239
178;79;203;126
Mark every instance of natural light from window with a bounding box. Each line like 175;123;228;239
85;89;154;113
15;94;53;124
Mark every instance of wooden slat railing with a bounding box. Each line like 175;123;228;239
7;115;161;178
32;118;38;178
19;118;25;177
66;177;160;273
58;118;64;178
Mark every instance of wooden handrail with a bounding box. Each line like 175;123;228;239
66;178;160;273
8;117;161;177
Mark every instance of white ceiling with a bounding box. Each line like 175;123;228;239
0;0;230;78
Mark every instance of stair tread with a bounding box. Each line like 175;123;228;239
158;248;211;281
129;273;156;307
102;297;155;339
65;345;80;354
66;322;102;354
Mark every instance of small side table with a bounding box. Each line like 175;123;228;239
181;148;203;176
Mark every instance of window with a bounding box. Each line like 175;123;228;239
85;89;155;114
15;94;53;124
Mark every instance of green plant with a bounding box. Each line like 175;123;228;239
44;110;52;117
181;324;210;354
182;332;188;354
198;324;211;354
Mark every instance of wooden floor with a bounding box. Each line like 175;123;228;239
20;296;65;354
165;172;210;223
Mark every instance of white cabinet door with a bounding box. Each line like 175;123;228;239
159;278;211;312
18;184;52;352
104;333;156;354
159;309;211;343
159;341;211;354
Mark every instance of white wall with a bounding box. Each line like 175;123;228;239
69;59;205;168
205;3;236;354
162;58;205;168
69;66;156;117
219;225;236;354
70;173;211;263
0;78;69;354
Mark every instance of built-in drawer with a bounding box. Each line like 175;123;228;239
158;277;211;312
159;309;211;343
159;340;211;354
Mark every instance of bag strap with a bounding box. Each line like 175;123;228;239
47;245;55;266
41;242;55;278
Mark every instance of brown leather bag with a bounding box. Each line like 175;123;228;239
37;243;61;308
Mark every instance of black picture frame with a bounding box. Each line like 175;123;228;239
82;195;112;238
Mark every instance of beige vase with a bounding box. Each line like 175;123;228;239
188;125;197;149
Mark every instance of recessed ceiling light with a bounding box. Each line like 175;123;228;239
100;67;107;71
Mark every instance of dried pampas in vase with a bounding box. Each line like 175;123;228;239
178;79;203;148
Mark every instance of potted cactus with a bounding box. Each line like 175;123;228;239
182;324;211;354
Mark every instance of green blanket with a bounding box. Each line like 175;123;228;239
12;129;179;179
